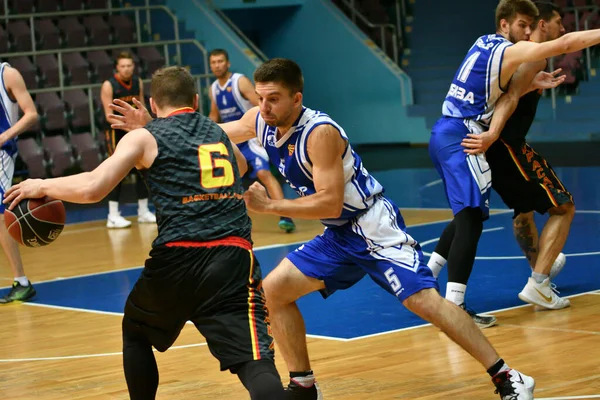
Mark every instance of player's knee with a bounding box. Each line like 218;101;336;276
402;288;442;321
234;359;284;400
549;201;575;218
513;211;534;227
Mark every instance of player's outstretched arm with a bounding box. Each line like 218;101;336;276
3;130;153;209
231;142;248;176
505;29;600;68
219;106;259;144
243;124;345;219
0;67;38;147
462;61;564;154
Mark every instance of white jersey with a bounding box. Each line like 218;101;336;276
0;62;19;156
256;107;384;226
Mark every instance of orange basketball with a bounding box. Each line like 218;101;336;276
4;197;66;247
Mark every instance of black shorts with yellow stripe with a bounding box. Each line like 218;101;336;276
123;238;275;371
104;128;127;156
487;138;573;218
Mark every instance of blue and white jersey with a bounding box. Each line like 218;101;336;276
0;63;19;156
442;34;513;127
256;107;384;227
211;73;253;123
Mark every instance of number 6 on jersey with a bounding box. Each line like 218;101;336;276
198;143;235;189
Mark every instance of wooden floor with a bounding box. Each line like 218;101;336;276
0;209;599;399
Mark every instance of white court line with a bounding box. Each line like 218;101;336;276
537;396;600;400
420;179;443;189
0;342;208;363
22;302;349;342
498;323;600;336
344;288;600;341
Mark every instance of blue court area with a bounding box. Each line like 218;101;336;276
2;166;600;340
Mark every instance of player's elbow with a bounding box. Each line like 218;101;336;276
323;196;344;219
237;159;248;177
82;175;105;203
557;34;573;54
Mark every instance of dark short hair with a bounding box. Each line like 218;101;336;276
209;49;229;61
533;1;562;26
253;58;304;94
495;0;539;29
115;51;134;64
151;66;196;108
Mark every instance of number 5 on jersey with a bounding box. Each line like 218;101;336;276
198;143;235;189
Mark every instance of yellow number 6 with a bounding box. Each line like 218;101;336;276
198;143;235;189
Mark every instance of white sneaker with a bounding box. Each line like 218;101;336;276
549;252;566;280
493;369;535;400
138;210;156;224
106;214;132;229
518;277;570;310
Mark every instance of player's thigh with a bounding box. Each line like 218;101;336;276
430;131;491;217
278;232;366;300
191;245;274;372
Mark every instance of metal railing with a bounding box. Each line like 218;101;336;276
1;5;182;65
24;73;213;141
339;0;399;65
210;5;268;62
0;39;209;94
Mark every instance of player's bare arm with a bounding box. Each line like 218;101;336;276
231;142;248;176
100;80;115;121
502;29;600;82
4;129;155;208
208;89;221;123
138;77;146;107
0;67;38;147
462;61;564;154
244;124;345;219
238;76;260;106
219;106;259;144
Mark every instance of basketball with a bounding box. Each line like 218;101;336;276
4;197;66;247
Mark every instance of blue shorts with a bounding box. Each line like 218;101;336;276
430;117;491;220
0;150;16;214
286;196;439;302
238;139;270;180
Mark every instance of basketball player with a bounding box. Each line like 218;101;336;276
209;49;296;233
101;51;155;229
427;0;600;328
5;67;285;400
108;59;538;399
0;63;38;304
460;2;573;309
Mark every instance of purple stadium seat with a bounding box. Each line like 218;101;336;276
83;15;110;46
0;26;8;54
7;56;37;89
36;0;60;13
62;52;90;85
109;14;135;44
17;138;48;178
35;19;61;50
62;0;84;11
7;21;32;52
87;0;108;9
57;16;87;48
87;50;114;82
71;132;102;171
37;54;60;88
42;134;75;177
13;0;35;14
137;47;165;77
36;92;67;133
63;89;91;131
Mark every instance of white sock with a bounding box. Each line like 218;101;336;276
108;201;120;217
15;276;29;286
445;282;466;306
138;198;149;215
427;252;447;279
